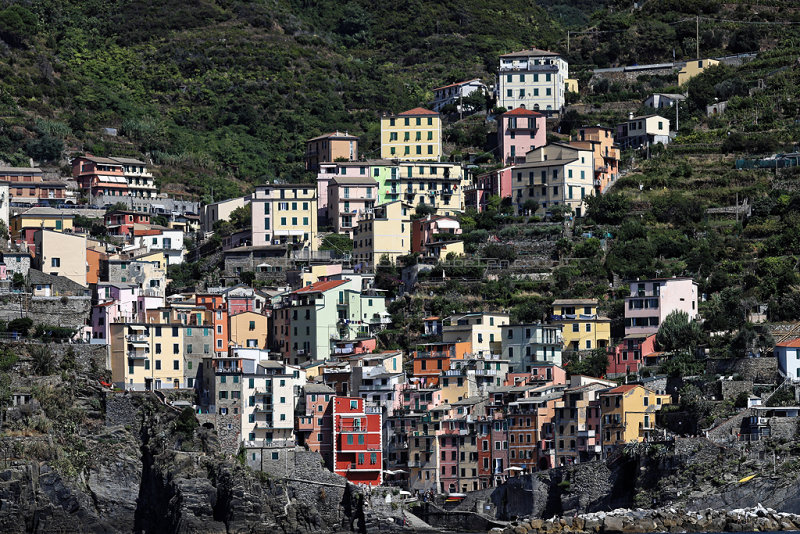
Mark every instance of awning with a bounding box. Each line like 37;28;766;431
505;466;524;471
129;325;146;331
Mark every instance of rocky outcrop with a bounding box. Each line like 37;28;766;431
497;505;800;534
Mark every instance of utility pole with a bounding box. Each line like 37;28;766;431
696;16;700;59
675;100;679;132
567;31;570;53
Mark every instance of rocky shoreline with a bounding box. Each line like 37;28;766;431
495;505;800;534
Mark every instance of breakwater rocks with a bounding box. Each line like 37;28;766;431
495;505;800;534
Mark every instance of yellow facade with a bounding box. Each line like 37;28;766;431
352;200;412;267
11;211;74;239
552;299;611;352
380;108;442;161
565;78;579;93
384;162;467;215
110;323;187;390
229;311;269;349
678;58;720;86
600;385;670;450
34;230;87;286
252;184;318;251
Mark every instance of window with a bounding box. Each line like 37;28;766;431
155;360;161;370
572;324;579;332
51;258;60;267
173;360;179;370
173;343;179;354
350;400;358;409
586;323;592;332
155;343;161;354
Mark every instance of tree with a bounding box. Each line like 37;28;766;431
0;5;37;47
585;193;631;225
25;134;63;162
320;234;353;253
566;349;609;378
414;203;437;218
229;204;251;230
655;310;703;354
29;345;54;375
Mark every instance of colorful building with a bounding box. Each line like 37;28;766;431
104;210;151;236
229;311;269;349
33;229;86;286
442;312;510;357
498;48;569;114
352;200;412;268
305;131;359;172
71;155;128;197
326;176;378;236
599;385;670;453
551;299;611;353
624;278;698;337
331;396;383;486
570;126;620;194
497;107;546;166
501;323;563;371
430;78;487;113
380;108;442;161
464;167;513;212
678;58;720;86
11;207;74;244
251;184;317;251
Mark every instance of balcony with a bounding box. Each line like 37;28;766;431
127;352;147;360
127;335;148;343
415;351;453;359
243;438;295;449
577;429;596;438
254;404;273;413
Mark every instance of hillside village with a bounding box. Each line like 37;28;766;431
0;37;799;506
0;3;800;528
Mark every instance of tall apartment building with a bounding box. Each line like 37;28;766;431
326;176;378;236
510;143;595;217
498;49;569;114
109;322;189;390
624;278;698;337
330;396;383;486
380;108;442;161
251;184;317;250
113;157;157;198
352;200;412;267
72;155;129;197
570;126;620;194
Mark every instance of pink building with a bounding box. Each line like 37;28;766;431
624;278;698;338
497;108;546;166
505;363;567;387
327;176;378;236
464;167;513;212
90;282;162;343
607;334;656;377
411;214;461;255
317;162;375;222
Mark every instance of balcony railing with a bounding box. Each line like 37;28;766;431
127;334;148;343
127;352;147;360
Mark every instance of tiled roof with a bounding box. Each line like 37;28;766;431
292;279;348;294
776;337;800;348
397;107;439;116
307;131;358;142
503;107;543;116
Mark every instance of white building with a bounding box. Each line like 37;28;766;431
616;114;671;149
201;195;250;234
498;48;568;114
430;79;487;113
501;324;564;372
129;229;185;265
776;339;800;381
643;93;686;109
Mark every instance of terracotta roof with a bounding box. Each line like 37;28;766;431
397;107;439;117
424;316;440;321
432;78;482;91
601;385;638;394
292;279;348;294
503;107;543;116
501;48;560;58
776;338;800;348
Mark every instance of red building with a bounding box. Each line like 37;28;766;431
607;334;655;377
71;155;129;197
464;167;513;212
104;210;151;236
195;294;229;356
331;396;383;486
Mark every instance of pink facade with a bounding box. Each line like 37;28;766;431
607;334;656;376
465;167;513;212
624;278;698;337
91;284;140;342
411;215;462;254
317;163;375;222
104;211;151;236
498;108;546;166
505;363;566;387
327;176;378;236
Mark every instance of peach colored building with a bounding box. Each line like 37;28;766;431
570;126;620;194
497;107;546;166
0;167;66;205
305;131;358;171
327;176;378;236
71;155;129;198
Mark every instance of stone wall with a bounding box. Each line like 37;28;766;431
104;391;140;428
720;380;754;401
0;295;91;329
706;357;779;384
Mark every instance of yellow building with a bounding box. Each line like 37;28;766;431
678;58;720;86
551;298;611;352
352;200;412;267
109;322;187;390
251;184;318;251
599;384;670;453
442;312;510;357
383;162;467;215
380;108;442;161
229;311;269;349
33;229;87;286
11;207;74;240
565;78;579;94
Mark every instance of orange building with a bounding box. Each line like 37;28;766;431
411;341;470;387
195;294;228;356
86;248;108;285
570;126;620;194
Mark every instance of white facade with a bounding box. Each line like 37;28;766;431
431;79;487;113
498;49;568;113
644;93;685;109
776;342;800;381
501;324;564;371
201;196;250;234
131;230;185;264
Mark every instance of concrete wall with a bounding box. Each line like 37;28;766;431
0;295;91;328
706;357;779;384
